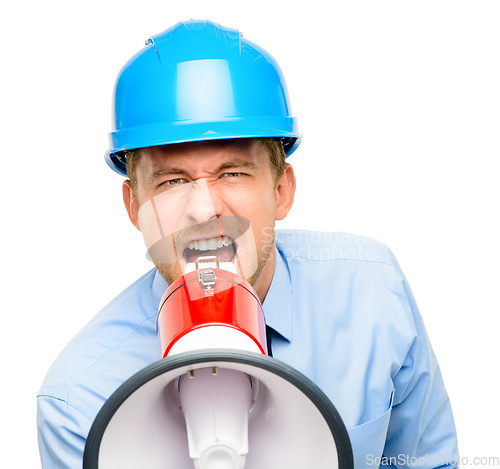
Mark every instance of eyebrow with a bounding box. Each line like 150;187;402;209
217;159;258;172
150;159;258;181
151;167;185;179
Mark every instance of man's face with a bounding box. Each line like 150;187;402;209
122;139;295;301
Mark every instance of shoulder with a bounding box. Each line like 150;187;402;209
38;268;162;420
274;229;414;338
275;229;396;266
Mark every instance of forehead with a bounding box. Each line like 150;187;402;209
136;138;268;175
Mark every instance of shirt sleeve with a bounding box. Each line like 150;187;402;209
383;272;459;468
37;394;91;468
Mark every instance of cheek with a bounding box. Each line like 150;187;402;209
221;185;276;219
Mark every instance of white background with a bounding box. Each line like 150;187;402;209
2;1;499;466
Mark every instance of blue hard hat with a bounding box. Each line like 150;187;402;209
105;20;301;176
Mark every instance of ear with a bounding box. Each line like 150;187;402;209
275;163;296;221
122;180;141;231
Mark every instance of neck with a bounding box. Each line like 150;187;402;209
251;246;276;303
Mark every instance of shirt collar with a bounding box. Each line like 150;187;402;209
262;248;293;342
152;269;169;309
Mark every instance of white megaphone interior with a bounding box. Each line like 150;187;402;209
179;367;252;469
97;355;340;469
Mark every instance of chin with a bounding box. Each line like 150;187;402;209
155;263;184;287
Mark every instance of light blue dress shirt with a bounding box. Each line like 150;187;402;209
37;230;459;468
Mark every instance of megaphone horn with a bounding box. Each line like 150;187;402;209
83;258;353;469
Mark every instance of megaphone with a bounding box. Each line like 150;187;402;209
83;257;353;469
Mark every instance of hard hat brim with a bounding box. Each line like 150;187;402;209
105;117;301;176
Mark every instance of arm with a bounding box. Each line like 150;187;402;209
384;274;459;468
37;395;91;468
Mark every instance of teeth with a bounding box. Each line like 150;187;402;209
188;236;233;252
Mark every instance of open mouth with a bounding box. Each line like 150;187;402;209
144;216;252;277
183;236;237;265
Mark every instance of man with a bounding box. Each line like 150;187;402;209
37;20;459;468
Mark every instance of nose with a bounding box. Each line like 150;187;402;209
184;178;223;224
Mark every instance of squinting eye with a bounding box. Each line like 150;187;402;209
223;172;242;178
163;178;186;186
